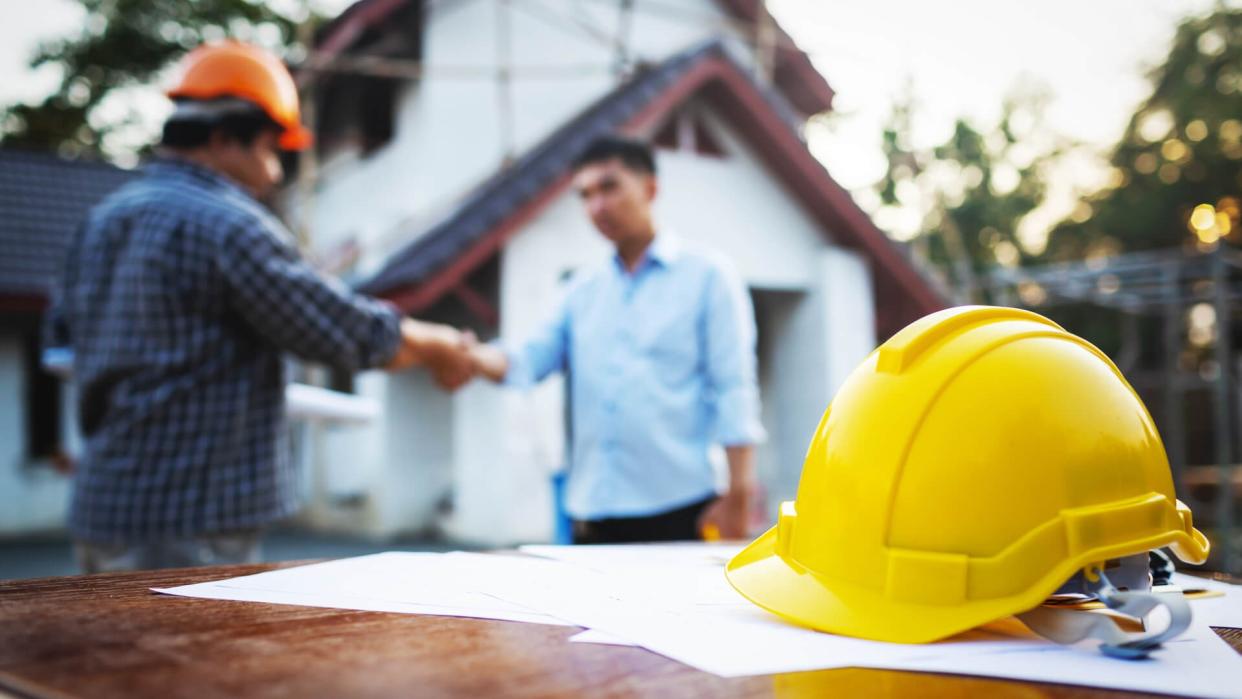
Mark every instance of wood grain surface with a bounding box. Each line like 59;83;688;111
0;562;1237;699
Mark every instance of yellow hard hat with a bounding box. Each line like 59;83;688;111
726;306;1209;645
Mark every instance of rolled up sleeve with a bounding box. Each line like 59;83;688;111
501;297;571;389
217;216;402;372
703;263;765;446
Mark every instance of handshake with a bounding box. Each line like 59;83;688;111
384;318;507;390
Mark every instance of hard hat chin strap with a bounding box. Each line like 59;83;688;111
1017;564;1192;659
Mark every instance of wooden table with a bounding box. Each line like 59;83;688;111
1;562;1238;699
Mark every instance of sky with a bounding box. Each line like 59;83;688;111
0;0;1235;245
775;0;1221;184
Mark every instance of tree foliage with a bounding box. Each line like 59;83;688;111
0;0;310;158
1044;8;1242;260
874;6;1242;308
874;88;1071;302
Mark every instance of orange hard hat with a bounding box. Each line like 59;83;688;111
167;41;312;151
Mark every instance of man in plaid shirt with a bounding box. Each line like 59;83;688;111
46;42;474;572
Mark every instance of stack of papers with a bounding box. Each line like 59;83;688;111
154;544;1242;698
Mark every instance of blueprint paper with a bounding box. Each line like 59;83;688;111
154;552;571;626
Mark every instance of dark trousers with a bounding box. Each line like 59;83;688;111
572;496;715;544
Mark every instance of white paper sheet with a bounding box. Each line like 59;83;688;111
520;542;746;569
153;552;571;626
867;621;1242;699
490;546;1242;697
1174;572;1242;629
519;542;751;607
569;629;635;646
151;547;1242;698
461;550;976;676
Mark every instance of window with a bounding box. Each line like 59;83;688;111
23;327;62;461
359;78;398;155
314;76;400;158
310;0;424;160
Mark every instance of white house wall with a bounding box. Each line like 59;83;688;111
376;369;457;534
652;106;828;289
304;368;458;539
820;247;877;399
756;249;876;507
299;371;390;535
306;0;756;270
445;377;558;544
752;288;804;509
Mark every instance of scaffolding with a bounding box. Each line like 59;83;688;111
988;244;1242;574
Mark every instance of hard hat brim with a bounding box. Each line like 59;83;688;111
278;125;313;151
726;518;1210;645
726;526;1055;644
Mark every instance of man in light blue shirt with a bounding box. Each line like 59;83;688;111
470;137;764;543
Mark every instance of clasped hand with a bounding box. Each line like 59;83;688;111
384;319;479;390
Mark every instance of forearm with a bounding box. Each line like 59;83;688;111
470;343;510;382
724;445;758;496
386;318;465;369
400;319;448;366
220;221;403;371
700;444;759;539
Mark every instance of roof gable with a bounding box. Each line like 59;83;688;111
712;0;834;114
358;41;725;298
358;41;943;337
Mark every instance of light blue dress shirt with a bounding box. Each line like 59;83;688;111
503;234;764;520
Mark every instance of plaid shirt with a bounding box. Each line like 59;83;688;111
48;158;402;544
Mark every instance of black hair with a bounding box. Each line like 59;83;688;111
160;101;282;150
573;136;656;175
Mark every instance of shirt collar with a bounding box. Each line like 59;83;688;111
647;233;682;267
613;231;682;273
144;155;256;201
